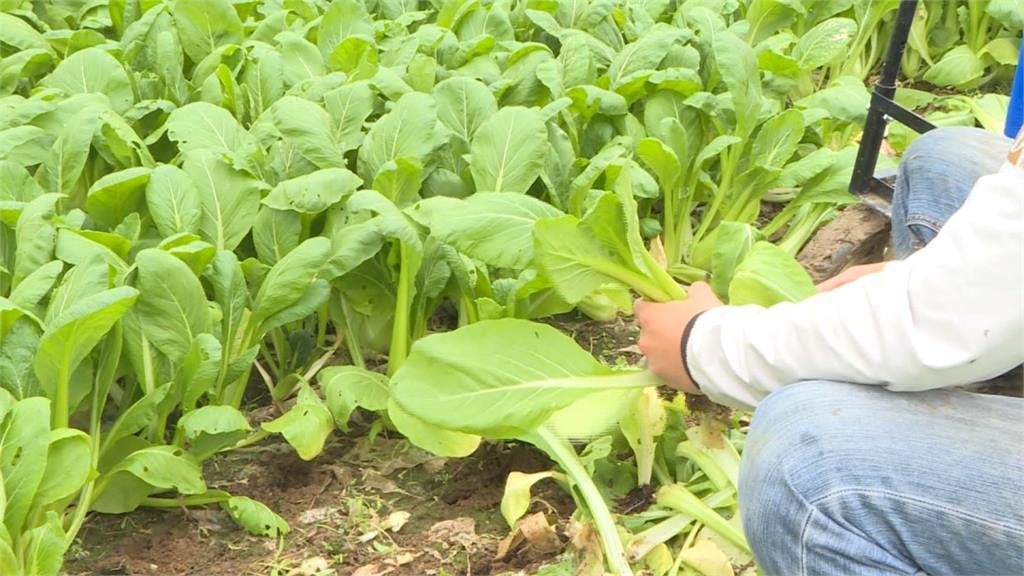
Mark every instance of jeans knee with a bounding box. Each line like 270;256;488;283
739;381;879;568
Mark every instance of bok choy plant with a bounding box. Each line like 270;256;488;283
391;319;660;575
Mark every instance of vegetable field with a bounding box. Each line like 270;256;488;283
0;0;1019;574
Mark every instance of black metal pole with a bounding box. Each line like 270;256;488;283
849;0;920;196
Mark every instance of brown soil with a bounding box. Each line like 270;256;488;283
66;438;577;576
797;203;890;283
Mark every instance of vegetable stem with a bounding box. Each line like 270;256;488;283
388;242;413;376
531;427;634;576
54;354;71;428
657;484;750;554
141;493;230;508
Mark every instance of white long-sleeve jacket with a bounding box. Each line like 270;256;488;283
685;131;1024;410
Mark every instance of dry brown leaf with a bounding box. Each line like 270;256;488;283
388;552;418;566
293;556;330;576
351;563;394;576
649;236;668;268
428;517;476;541
381;511;411;533
495;529;526;561
297;507;336;525
518;513;561;554
428;517;480;550
568;520;605;576
680;540;734;576
361;471;402;494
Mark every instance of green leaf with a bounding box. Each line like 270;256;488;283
279;32;325;86
253;207;300;265
0;298;32;342
391;319;660;437
607;25;684;88
172;0;243;64
34;98;107;198
792;18;857;70
251;237;330;330
470;107;547;194
795;76;869;124
637;138;681;193
318;0;374;59
39;47;133;113
106;445;207;494
320;365;389;429
535;188;681;304
327;37;378;80
165;102;259;164
262;384;333;460
205;251;248;352
135;249;209;363
259;278;330;334
323;81;375;153
271;96;346;169
323;219;385;280
262;168;362;214
102;383;174;453
357;92;443;183
534;214;629;304
0;126;45;164
386;398;481;457
1;397;50;536
728;241;816;306
412;193;562;269
709;223;761;300
34;287;139;398
0;13;52;53
923;45;986;88
184;150;262;251
146;164;202;237
8;261;62;311
222;496;290;538
433;76;498;141
180;405;252;442
749;109;804;170
618;387;666;486
712;31;762;138
85;167;151;228
501;471;556;527
24;512;64;576
373;158;424;207
178;405;251;455
986;0;1024;31
11;195;59;289
32;428;91;509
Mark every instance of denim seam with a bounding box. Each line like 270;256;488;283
809;488;1024;536
904;214;943;232
798;505;814;576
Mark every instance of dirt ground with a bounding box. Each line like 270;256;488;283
66;435;581;576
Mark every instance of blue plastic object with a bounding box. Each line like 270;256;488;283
1005;38;1023;138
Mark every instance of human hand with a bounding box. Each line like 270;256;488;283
816;262;888;292
635;282;723;394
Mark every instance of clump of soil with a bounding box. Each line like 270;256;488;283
798;203;890;283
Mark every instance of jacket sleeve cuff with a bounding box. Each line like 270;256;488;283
679;310;708;391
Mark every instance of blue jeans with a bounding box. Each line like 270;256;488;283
740;128;1024;576
890;127;1011;257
